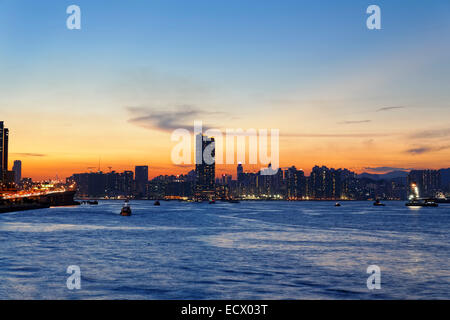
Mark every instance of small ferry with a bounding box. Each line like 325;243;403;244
120;201;132;216
373;199;386;206
406;198;438;207
406;183;438;207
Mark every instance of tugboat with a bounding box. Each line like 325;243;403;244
335;202;341;207
373;199;386;206
154;200;161;206
120;200;132;216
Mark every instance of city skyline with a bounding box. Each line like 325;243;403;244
66;162;450;201
1;1;450;180
2;116;450;183
3;122;450;182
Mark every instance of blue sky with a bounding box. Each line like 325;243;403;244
2;0;449;90
0;0;450;178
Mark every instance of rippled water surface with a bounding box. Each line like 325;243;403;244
0;201;449;299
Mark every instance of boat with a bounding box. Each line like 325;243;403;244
154;200;161;206
406;198;438;207
406;183;438;207
335;202;341;207
228;199;240;203
373;199;385;206
87;200;98;205
120;201;132;216
209;200;216;204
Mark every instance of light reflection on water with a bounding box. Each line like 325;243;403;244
0;201;448;300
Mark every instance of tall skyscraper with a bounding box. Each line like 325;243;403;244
135;165;149;197
0;121;3;179
0;122;9;181
13;160;22;185
195;134;215;200
3;128;8;173
237;163;244;182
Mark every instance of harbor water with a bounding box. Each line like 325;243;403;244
0;201;449;299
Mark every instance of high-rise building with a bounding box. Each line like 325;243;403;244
70;170;135;198
0;122;9;181
286;166;306;199
88;172;107;198
237;163;244;182
309;166;341;200
120;171;134;196
407;170;441;198
221;174;232;186
135;165;149;197
13;160;22;185
0;122;3;179
194;134;215;200
3;128;8;174
440;168;450;192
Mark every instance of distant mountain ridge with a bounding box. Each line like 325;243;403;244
357;170;409;181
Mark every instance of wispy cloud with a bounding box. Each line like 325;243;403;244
376;106;406;112
173;164;194;169
405;145;450;155
337;120;371;125
11;153;47;157
126;106;226;132
409;128;450;139
282;132;391;138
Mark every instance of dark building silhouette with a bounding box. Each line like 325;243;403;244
221;174;232;186
194;134;215;200
286;166;306;199
407;170;441;198
237;163;244;182
440;168;450;192
88;172;107;198
309;166;342;200
3;128;8;175
135;166;149;197
119;171;134;196
0;122;9;182
69;170;134;198
13;160;22;185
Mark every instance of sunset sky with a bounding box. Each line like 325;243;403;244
1;0;450;180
